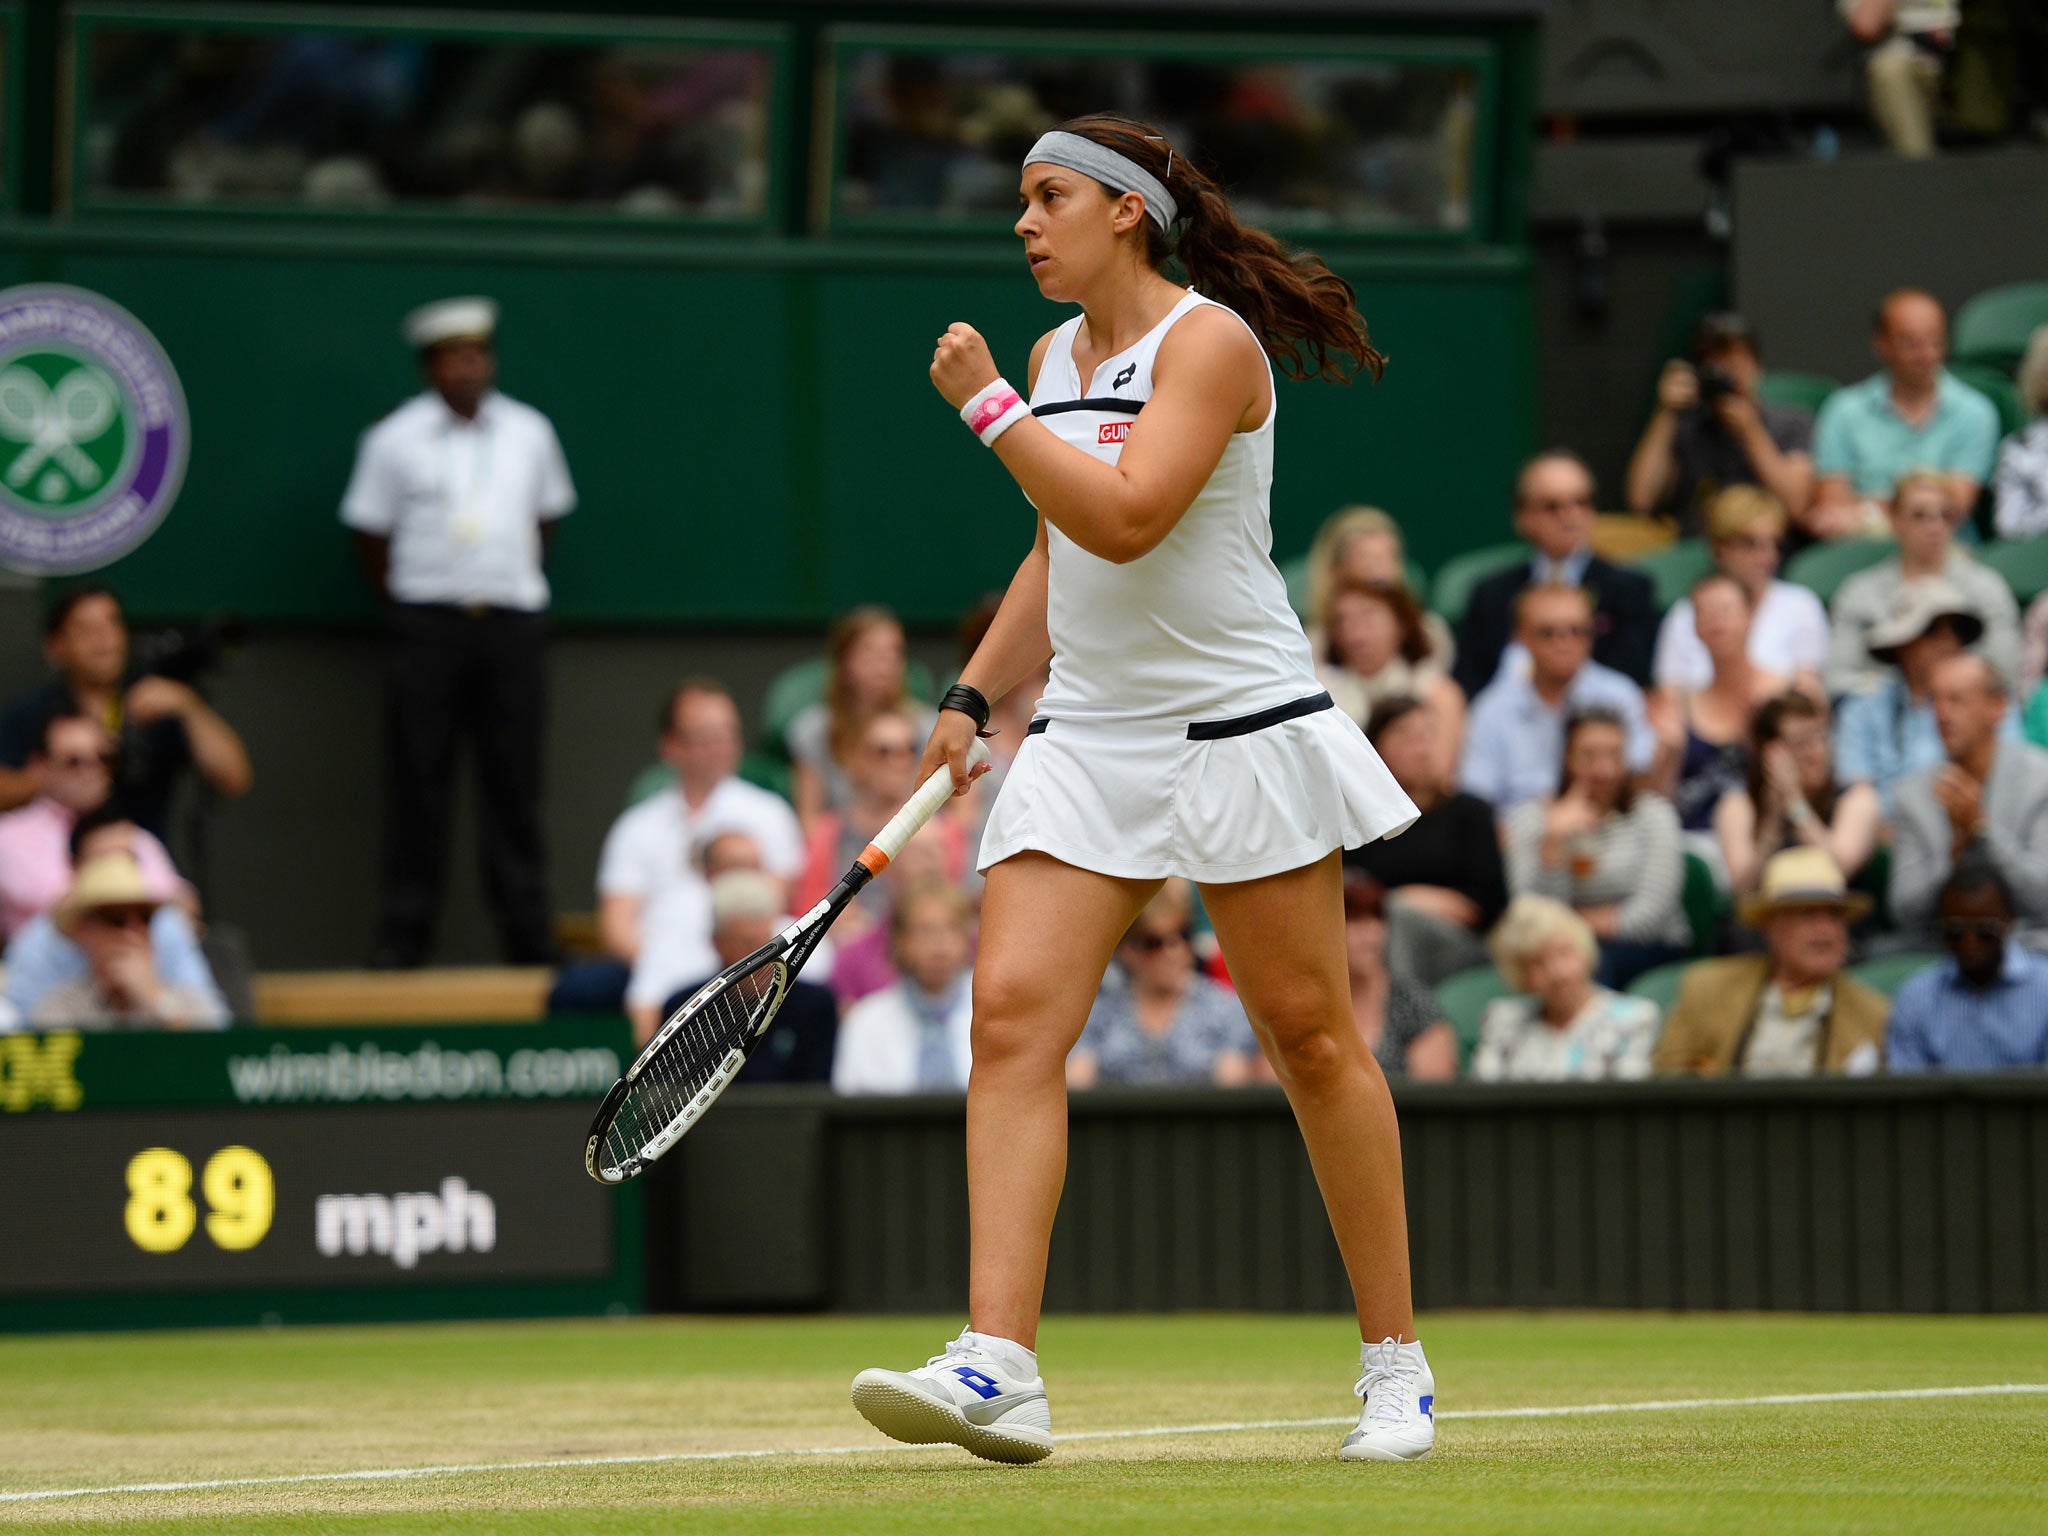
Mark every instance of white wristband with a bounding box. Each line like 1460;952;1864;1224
960;378;1030;446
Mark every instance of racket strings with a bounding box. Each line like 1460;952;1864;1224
599;959;784;1175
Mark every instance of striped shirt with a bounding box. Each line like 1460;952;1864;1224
1504;793;1692;948
1992;420;2048;540
1886;943;2048;1072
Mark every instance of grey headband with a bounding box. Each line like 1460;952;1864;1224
1023;130;1178;231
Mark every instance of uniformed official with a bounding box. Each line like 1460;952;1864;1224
341;297;575;967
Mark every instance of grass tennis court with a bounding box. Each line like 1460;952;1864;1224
4;1313;2043;1533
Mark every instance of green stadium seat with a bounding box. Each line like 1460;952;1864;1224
761;657;831;759
1626;959;1692;1016
1853;842;1894;935
1633;538;1716;613
1848;950;1943;999
1281;552;1310;618
1430;541;1528;627
1979;538;2048;607
1951;362;2029;439
1783;537;1894;606
739;748;792;801
1953;281;2048;376
1682;851;1729;954
623;761;668;809
1755;370;1839;418
1435;963;1512;1069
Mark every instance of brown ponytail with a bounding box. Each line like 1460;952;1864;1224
1049;113;1385;385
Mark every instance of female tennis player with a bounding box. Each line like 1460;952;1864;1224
850;115;1434;1465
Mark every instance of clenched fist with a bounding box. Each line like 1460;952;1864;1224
931;322;1000;409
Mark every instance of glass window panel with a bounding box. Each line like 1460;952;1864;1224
78;25;776;219
831;42;1481;233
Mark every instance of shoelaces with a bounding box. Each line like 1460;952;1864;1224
1353;1336;1417;1426
925;1330;982;1371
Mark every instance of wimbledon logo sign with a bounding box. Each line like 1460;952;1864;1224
0;284;188;575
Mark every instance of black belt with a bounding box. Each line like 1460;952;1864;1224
1027;691;1335;742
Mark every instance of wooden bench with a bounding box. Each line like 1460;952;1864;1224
250;967;554;1026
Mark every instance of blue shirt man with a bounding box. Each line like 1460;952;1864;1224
1812;291;1998;521
1814;371;1999;498
1889;944;2048;1072
1887;858;2048;1072
1462;584;1656;818
1833;673;2021;815
2;905;226;1023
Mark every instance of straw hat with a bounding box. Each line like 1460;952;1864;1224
54;854;165;937
1865;575;1984;663
1736;847;1872;927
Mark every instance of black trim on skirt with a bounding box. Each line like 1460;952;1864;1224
1185;691;1335;741
1024;691;1335;742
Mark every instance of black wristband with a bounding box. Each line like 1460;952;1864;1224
939;683;992;735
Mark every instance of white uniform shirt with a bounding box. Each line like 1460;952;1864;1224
831;979;974;1095
1028;291;1323;725
340;389;576;611
597;778;806;1009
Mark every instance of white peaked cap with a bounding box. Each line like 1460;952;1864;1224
402;296;499;350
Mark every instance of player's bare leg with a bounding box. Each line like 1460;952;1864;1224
1201;850;1435;1460
850;850;1155;1462
965;851;1158;1345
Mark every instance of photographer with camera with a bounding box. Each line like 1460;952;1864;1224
0;588;252;839
1625;313;1815;540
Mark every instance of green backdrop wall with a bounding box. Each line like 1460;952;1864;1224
0;226;1533;625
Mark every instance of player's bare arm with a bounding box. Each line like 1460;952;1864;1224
929;308;1263;564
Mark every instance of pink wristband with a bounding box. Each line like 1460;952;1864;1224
961;379;1030;446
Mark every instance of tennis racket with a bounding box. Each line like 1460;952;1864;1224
584;736;989;1183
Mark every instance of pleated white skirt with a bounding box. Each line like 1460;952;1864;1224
976;698;1419;885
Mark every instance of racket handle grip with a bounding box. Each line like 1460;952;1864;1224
860;737;990;876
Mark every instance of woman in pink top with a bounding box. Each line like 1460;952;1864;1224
0;714;186;937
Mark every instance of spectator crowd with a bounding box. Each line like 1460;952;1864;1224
4;283;2046;1090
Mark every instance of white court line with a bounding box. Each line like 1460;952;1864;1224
3;1382;2042;1505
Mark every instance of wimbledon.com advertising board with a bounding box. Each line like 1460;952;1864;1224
0;1020;640;1330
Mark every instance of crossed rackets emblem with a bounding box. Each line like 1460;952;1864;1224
0;363;120;500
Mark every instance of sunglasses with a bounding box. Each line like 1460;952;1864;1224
84;905;153;932
1530;623;1593;642
1529;496;1593;512
1940;917;2011;941
1126;926;1193;954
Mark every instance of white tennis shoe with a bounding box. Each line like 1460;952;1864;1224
851;1329;1054;1464
1340;1336;1436;1461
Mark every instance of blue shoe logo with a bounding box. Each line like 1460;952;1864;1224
1419;1394;1434;1420
951;1367;1003;1400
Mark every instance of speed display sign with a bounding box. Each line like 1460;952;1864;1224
0;1022;639;1330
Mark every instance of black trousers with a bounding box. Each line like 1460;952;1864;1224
378;603;555;965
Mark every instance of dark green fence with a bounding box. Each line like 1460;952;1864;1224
648;1078;2048;1315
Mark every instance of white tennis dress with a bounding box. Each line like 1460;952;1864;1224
977;290;1418;883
